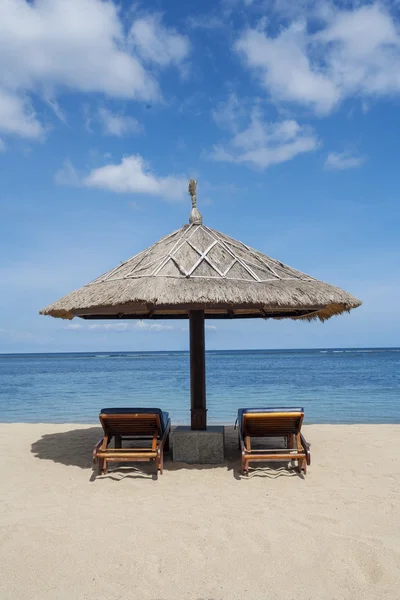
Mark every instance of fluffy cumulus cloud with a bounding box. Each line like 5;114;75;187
55;154;187;200
129;14;190;67
82;154;187;200
0;0;190;143
210;107;318;168
235;3;400;115
325;151;366;170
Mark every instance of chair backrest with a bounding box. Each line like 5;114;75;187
239;408;304;437
99;408;166;437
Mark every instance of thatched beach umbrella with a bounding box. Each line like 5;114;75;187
40;180;361;430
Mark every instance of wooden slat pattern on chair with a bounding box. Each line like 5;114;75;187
100;414;160;436
244;413;303;437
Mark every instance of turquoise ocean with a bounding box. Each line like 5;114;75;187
0;349;399;424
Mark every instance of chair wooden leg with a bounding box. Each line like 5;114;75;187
298;458;306;474
155;454;160;476
103;460;107;476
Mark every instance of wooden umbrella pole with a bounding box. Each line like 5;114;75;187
189;310;207;430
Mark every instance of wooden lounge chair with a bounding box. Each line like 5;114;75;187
93;408;171;477
236;407;311;476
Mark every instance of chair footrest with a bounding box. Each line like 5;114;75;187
97;450;157;459
244;452;305;460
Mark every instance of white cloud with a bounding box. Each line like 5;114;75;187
325;151;366;170
210;107;318;168
65;321;174;332
83;154;187;200
129;14;190;67
97;107;143;137
88;323;129;331
235;3;400;115
65;323;83;330
0;0;157;98
236;23;339;114
315;4;400;98
0;327;35;341
43;93;67;124
0;88;44;139
136;321;174;332
0;1;188;143
70;321;214;333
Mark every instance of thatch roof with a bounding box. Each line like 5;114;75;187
40;221;361;322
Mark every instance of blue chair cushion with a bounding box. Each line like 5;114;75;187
100;408;169;432
237;407;304;426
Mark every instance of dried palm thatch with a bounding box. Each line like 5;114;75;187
40;219;361;322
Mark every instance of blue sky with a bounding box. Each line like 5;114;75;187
0;0;399;353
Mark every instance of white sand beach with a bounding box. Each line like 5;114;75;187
1;424;399;600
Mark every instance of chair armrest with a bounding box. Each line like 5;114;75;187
300;433;311;465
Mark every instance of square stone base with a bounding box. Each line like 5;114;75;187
172;426;225;464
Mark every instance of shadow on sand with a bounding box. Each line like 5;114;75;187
31;427;303;481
